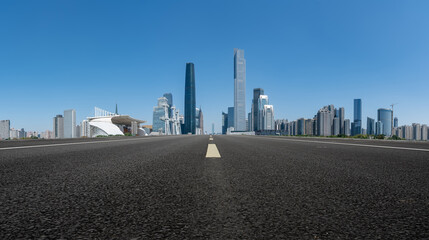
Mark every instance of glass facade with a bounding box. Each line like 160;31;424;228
367;117;375;135
234;48;246;131
353;99;362;135
184;63;196;134
252;88;264;131
377;108;392;136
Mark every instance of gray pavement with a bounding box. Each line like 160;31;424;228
1;135;429;239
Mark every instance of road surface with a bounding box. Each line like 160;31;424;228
1;135;429;239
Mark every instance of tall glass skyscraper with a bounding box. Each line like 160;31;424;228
367;117;375;135
184;63;196;134
378;108;392;136
227;107;234;129
234;48;246;131
163;93;173;118
353;99;362;135
252;88;264;131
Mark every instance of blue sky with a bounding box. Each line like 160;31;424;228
1;0;428;132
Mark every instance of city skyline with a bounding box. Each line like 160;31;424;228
1;1;429;133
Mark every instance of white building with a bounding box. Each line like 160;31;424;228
263;105;274;130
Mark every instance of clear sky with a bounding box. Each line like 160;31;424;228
1;0;428;133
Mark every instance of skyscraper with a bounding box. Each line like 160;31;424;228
227;107;234;129
0;120;10;140
344;119;351;136
375;121;384;135
258;95;269;131
222;112;228;135
153;97;169;133
53;115;64;139
252;88;264;131
317;105;335;136
64;109;76;138
263;105;275;130
163;93;173;118
234;48;246;131
367;117;375;135
377;108;392;136
339;107;345;134
297;118;305;135
394;117;399;128
352;99;362;136
184;63;196;134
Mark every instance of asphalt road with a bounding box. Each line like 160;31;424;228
1;135;429;239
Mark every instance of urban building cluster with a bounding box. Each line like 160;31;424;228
272;99;429;141
221;49;275;135
152;62;205;135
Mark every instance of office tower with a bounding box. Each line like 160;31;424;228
377;108;392;136
153;97;169;133
367;117;375;135
413;123;421;140
258;95;269;131
297;118;305;135
227;107;234;129
163;93;173;118
344;119;351;136
338;107;345;134
394;117;398;128
263;105;274;130
196;107;204;135
184;63;196;134
222;112;228;134
212;123;215;135
333;117;340;135
317;105;335;136
234;48;246;131
421;124;428;141
305;119;313;135
53;115;64;139
64;109;76;138
352;99;362;136
0;120;10;140
247;112;252;131
19;128;26;139
75;124;81;138
252;88;264;131
375;121;384;135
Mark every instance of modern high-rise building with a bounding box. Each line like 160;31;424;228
184;63;196;134
212;123;215;135
222;112;228;135
263;105;274;130
352;99;362;136
338;107;345;134
317;105;335;136
377;108;392;136
413;123;421;140
258;95;269;131
153;97;169;133
297;118;305;135
53;115;64;139
394;117;398;128
252;88;264;131
421;124;428;141
367;117;375;135
375;121;384;135
0;120;10;140
344;119;351;136
163;93;173;118
196;107;204;135
234;48;246;131
227;107;234;129
64;109;76;138
333;117;340;135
